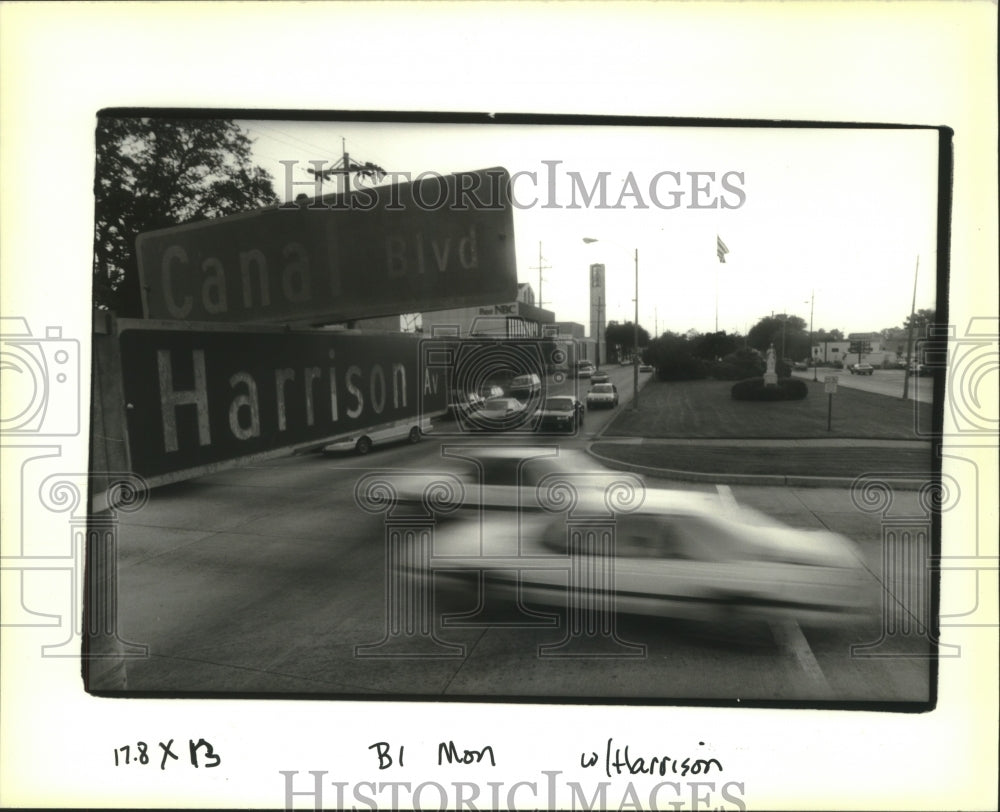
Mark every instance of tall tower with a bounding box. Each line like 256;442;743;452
589;263;606;365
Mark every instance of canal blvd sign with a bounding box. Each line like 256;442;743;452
136;167;517;325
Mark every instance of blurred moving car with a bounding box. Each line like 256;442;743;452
638;364;653;373
908;360;929;376
586;382;619;408
793;361;809;371
323;417;431;455
537;395;585;433
590;371;610;384
849;362;874;375
404;474;871;629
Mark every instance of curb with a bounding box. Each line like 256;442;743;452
585;445;931;490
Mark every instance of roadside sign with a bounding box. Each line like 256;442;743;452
115;320;448;483
824;375;838;394
136;167;517;325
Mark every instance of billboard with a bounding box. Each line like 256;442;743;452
136;167;517;325
116;321;447;481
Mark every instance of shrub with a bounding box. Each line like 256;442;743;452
731;377;809;401
711;348;765;381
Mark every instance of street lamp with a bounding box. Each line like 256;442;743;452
583;238;641;410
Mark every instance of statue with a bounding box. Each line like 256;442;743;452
764;344;778;387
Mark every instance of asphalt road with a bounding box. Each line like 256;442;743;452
792;368;934;403
113;365;932;704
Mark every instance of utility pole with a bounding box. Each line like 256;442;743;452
306;138;386;201
633;248;640;410
808;291;816;381
902;256;920;401
529;241;551;310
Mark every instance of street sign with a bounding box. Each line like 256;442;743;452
136;167;517;325
115;320;448;482
824;375;839;394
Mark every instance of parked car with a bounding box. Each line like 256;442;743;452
590;371;610;384
323;417;431;456
586;382;619;409
793;361;808;371
575;360;595;379
849;363;874;375
638;364;653;373
537;395;585;433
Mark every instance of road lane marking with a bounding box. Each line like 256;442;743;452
770;620;834;697
716;484;739;516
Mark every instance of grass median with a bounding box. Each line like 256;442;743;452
592;378;935;480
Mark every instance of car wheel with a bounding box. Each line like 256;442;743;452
355;436;373;455
408;426;421;444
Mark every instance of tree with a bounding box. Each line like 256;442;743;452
814;328;844;343
904;308;937;337
747;314;809;360
604;321;650;360
690;330;739;361
643;333;706;380
94;117;278;316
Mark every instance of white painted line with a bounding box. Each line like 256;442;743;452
771;620;834;697
716;484;740;516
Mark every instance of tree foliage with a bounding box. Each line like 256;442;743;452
746;314;810;360
605;321;650;360
93;117;278;315
904;308;937;336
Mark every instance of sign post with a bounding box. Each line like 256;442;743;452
824;375;838;431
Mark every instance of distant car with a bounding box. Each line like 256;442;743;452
447;389;483;418
849;363;874;375
586;382;619;408
478;384;505;400
590;371;610;384
467;396;529;431
638;364;653;373
537;395;585;433
509;373;542;401
323;418;431;456
403;477;872;630
909;361;929;376
793;361;808;371
575;360;595;379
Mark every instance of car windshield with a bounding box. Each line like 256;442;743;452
544;398;574;411
591;384;613;393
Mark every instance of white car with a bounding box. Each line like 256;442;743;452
465;396;529;431
323;417;431;455
400;482;872;630
586;382;619;408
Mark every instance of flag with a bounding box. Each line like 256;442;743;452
716;235;729;263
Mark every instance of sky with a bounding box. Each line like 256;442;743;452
241;118;940;339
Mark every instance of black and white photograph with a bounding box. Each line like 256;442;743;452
1;3;996;811
91;113;944;706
